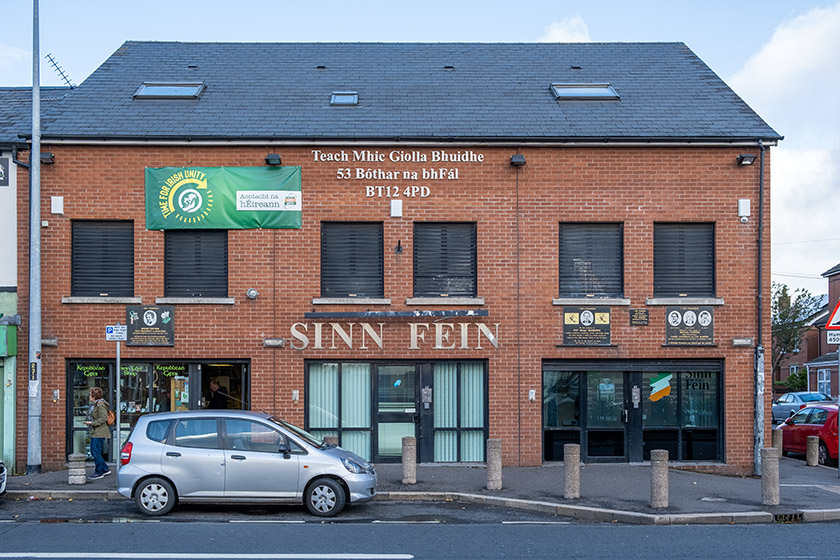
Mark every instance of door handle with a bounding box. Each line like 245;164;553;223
621;409;629;423
166;451;181;457
230;455;246;461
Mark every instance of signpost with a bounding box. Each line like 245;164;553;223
106;323;127;462
825;301;840;479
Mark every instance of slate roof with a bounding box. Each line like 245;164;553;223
0;87;70;146
822;263;840;278
30;42;780;142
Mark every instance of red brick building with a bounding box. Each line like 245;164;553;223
14;42;779;474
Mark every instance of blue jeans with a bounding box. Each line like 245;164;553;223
90;437;108;474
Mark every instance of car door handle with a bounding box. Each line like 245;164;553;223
230;455;246;461
166;452;181;457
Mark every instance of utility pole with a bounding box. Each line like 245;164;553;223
27;0;43;475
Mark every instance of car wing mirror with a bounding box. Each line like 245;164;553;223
277;442;291;458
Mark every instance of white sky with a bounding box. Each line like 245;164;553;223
2;0;838;297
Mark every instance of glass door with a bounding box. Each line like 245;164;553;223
375;365;418;462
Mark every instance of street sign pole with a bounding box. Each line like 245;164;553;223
105;323;127;465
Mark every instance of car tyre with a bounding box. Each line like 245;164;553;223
305;477;345;517
135;477;176;516
818;442;831;466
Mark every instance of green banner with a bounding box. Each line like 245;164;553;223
145;166;301;229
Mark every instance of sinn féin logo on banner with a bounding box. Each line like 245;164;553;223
156;169;214;224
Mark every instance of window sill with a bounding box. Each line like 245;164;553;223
646;297;724;306
155;297;235;305
312;298;392;305
62;297;142;304
406;297;485;305
552;298;630;306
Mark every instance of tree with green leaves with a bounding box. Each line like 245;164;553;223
771;282;823;382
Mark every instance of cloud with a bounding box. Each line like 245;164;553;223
728;2;840;294
0;43;30;86
539;16;591;43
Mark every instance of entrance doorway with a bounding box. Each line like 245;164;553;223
543;361;722;463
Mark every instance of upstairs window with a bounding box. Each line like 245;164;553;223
321;222;383;298
653;223;715;297
550;83;619;100
414;223;477;298
164;230;228;297
71;220;134;297
558;223;623;298
133;82;205;99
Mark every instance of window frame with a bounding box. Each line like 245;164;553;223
133;82;205;99
71;220;135;297
653;222;716;298
413;222;478;298
320;222;384;298
164;229;228;298
558;222;624;298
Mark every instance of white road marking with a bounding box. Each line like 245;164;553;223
228;520;306;524
372;520;441;524
501;521;571;525
0;554;413;559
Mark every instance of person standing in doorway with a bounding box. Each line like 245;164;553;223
207;378;229;409
84;386;111;480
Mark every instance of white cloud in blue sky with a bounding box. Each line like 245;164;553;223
539;16;591;43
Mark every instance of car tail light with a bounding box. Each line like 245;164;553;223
120;441;132;466
800;404;807;410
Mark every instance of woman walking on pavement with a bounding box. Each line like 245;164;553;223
85;386;111;480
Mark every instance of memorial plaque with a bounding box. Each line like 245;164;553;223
563;307;611;346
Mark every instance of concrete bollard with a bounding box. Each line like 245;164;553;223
650;449;669;509
323;435;339;447
761;447;780;506
771;429;783;454
563;443;580;499
401;436;417;485
806;435;819;466
486;439;502;491
67;453;87;485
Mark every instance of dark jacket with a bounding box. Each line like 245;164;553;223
89;399;111;439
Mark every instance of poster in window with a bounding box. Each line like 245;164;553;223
563;307;611;346
665;306;714;345
126;305;174;346
0;157;9;187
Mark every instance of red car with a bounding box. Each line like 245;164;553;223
777;404;838;466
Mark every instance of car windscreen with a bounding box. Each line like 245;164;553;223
268;417;324;447
801;393;831;402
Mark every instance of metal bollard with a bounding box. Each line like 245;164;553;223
771;429;783;454
650;449;669;509
806;435;819;466
563;443;580;499
67;453;87;485
401;436;417;485
323;435;339;447
761;447;780;506
486;439;502;490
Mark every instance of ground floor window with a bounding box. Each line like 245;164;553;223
67;359;249;460
305;361;487;463
817;369;831;396
543;360;722;463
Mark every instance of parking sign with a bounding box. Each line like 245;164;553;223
106;324;127;341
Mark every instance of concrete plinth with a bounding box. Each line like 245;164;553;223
563;444;580;499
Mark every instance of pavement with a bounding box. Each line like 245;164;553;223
4;457;840;525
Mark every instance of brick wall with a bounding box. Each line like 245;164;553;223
16;144;771;474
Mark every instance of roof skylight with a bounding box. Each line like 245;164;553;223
330;91;359;106
133;82;205;99
550;83;619;101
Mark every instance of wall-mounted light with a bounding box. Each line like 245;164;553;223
246;288;259;299
738;199;751;223
394;240;403;254
736;154;756;166
510;154;526;167
264;153;282;166
40;152;55;164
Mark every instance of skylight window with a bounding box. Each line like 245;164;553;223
330;91;359;106
550;83;619;101
133;82;205;99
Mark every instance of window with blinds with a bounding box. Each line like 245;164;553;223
321;222;384;297
71;220;134;297
558;223;623;297
414;222;477;297
164;230;228;297
653;223;715;297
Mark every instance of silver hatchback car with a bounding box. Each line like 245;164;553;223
117;410;376;517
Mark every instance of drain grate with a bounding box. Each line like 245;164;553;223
774;513;803;524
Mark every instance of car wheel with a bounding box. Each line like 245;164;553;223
818;442;830;466
135;477;176;516
305;478;346;517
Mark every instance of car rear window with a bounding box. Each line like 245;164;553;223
801;393;830;402
146;419;173;443
810;408;828;425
